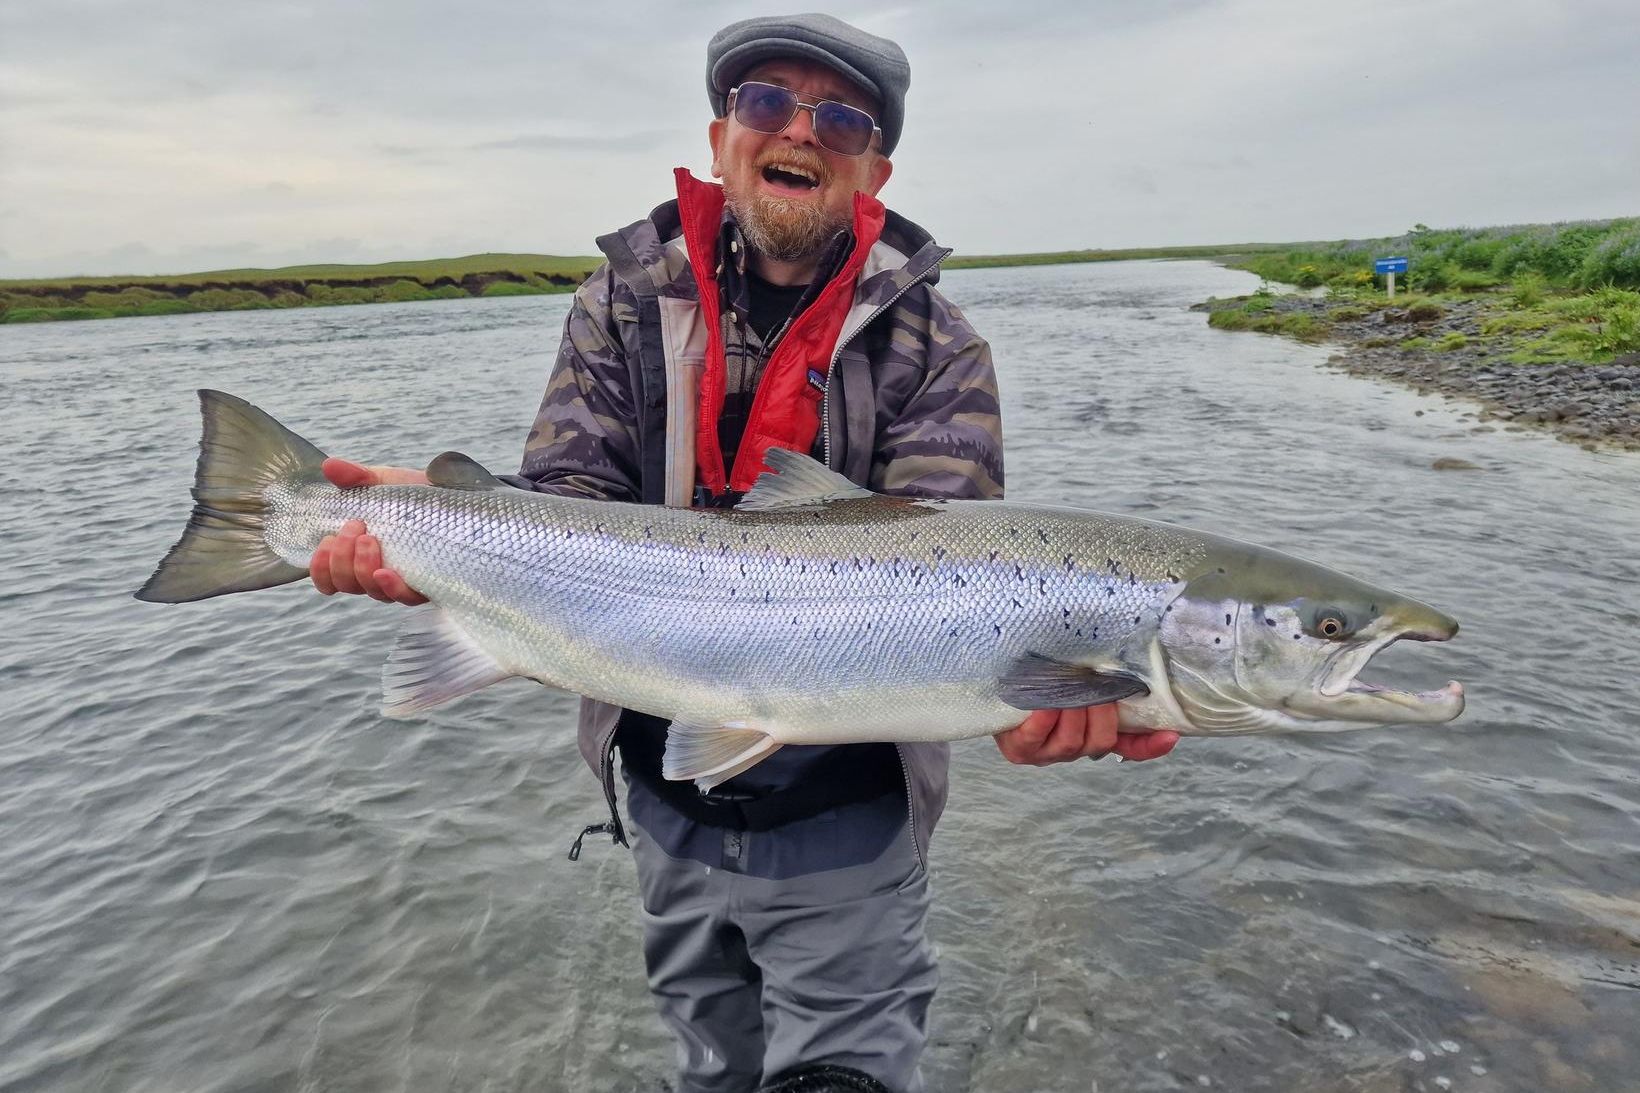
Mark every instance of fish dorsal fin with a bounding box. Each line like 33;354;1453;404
426;451;506;491
737;448;874;511
997;652;1150;710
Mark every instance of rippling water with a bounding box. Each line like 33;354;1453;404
3;261;1637;1092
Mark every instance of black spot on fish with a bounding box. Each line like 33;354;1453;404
1064;555;1076;572
1225;613;1232;626
990;550;999;561
950;627;959;637
830;561;838;574
1214;637;1221;644
645;526;653;538
993;623;1002;636
764;591;771;603
1011;598;1022;608
1062;608;1071;618
1009;526;1019;537
741;532;750;543
698;531;707;543
953;574;967;587
740;563;747;577
595;522;604;533
730;588;737;597
1075;628;1084;637
1038;577;1047;594
1266;618;1277;627
1037;529;1049;543
698;561;705;574
1133;615;1141;624
933;546;947;560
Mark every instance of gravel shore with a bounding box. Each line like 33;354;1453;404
1200;293;1640;451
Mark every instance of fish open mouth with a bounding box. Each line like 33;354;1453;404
762;163;821;193
1307;629;1465;724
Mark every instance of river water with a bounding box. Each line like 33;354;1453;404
3;261;1637;1092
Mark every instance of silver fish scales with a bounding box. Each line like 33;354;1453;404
139;391;1465;787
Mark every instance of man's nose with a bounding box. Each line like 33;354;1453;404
779;103;820;146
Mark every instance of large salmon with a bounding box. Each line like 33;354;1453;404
138;391;1464;787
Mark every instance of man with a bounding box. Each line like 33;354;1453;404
309;14;1178;1091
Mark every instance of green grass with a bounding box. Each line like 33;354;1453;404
0;252;600;323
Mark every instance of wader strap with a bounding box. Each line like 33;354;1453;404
596;229;670;505
620;730;903;832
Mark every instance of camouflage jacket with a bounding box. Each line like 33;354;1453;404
513;188;1004;862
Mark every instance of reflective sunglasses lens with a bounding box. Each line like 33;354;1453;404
814;100;874;155
734;83;797;133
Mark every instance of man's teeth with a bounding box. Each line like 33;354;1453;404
764;164;819;187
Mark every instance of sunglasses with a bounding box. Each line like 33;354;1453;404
728;81;880;157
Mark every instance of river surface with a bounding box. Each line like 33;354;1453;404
3;261;1637;1093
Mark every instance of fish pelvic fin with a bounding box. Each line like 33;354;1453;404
134;390;323;603
381;608;516;718
662;721;783;791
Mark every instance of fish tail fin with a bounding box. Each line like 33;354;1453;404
135;390;325;603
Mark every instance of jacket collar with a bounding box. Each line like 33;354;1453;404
600;176;945;303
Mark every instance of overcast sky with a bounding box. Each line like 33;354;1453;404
3;0;1637;278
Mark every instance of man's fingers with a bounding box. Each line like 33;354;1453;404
323;458;379;490
327;521;365;595
375;569;429;606
354;534;392;602
310;538;338;595
994;709;1057;763
1111;731;1180;763
1037;704;1089;763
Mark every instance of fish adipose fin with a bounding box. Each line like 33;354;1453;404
135;389;323;603
735;448;874;511
425;451;507;492
998;652;1150;710
662;721;783;791
381;608;516;718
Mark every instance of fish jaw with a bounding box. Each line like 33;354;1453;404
1155;554;1466;735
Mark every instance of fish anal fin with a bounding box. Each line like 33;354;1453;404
381;608;515;718
736;448;874;511
662;721;782;791
426;451;507;491
998;652;1150;710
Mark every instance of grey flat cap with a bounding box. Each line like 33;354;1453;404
707;13;910;155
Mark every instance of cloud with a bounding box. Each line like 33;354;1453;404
2;0;1636;274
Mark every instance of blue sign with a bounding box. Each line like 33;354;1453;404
1375;257;1409;274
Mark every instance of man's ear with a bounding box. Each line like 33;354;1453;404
708;117;726;178
865;154;893;197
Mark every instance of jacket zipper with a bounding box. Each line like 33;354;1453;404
893;745;924;869
821;250;951;470
823;249;950;868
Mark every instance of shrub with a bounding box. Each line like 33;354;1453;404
1574;226;1640;289
1509;271;1549;308
1435;332;1469;351
1407;302;1444;322
481;280;543;297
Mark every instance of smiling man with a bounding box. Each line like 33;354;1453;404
308;13;1175;1092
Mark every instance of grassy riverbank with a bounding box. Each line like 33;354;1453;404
2;241;1317;324
1198;218;1640;449
0;253;601;323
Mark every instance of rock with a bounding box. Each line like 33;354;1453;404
1431;457;1482;471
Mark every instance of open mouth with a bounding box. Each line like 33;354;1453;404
1312;630;1465;723
761;163;821;194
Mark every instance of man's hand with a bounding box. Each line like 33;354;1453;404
995;705;1179;765
308;458;430;605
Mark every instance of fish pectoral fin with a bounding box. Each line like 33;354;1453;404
997;652;1150;710
662;721;783;791
425;451;508;491
381;608;516;718
735;448;874;511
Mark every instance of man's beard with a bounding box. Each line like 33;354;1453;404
726;190;846;263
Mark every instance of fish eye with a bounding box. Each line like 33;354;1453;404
1308;607;1355;641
